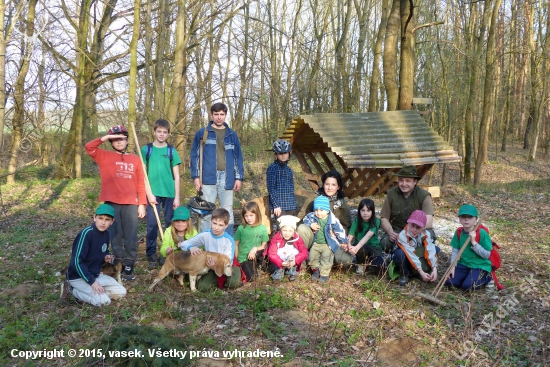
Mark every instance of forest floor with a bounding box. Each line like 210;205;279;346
0;143;549;367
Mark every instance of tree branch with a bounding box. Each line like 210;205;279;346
413;21;444;33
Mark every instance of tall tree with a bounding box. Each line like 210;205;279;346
368;0;389;112
474;0;503;185
398;0;414;110
6;0;38;183
0;0;26;152
383;0;400;111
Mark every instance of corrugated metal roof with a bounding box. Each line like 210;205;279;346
283;111;461;168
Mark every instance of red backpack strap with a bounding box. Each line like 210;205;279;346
491;269;505;290
458;226;489;243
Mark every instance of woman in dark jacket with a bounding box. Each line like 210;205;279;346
297;170;353;264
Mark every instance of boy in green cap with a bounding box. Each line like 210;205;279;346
445;204;493;291
60;204;127;306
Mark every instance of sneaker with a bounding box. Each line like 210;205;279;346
318;276;329;283
122;265;136;281
399;275;409;286
60;281;72;304
312;269;320;280
356;264;365;275
147;254;159;269
288;275;297;282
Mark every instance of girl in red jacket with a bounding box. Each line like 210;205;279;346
264;216;308;282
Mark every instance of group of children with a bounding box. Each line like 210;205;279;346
61;110;497;307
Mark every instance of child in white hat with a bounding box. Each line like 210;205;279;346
263;216;308;282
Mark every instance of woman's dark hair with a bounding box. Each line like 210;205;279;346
320;170;345;199
356;198;376;233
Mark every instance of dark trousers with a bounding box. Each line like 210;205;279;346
445;263;492;291
355;245;389;270
240;252;266;281
146;196;174;256
106;202;139;266
392;245;441;276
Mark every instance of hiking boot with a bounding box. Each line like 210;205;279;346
318;276;329;283
158;256;165;266
399;275;409;286
60;281;72;304
147;254;159;269
122;265;136;281
288;275;297;282
311;269;320;280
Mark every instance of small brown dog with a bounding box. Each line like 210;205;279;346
101;259;123;284
149;251;233;292
59;259;123;284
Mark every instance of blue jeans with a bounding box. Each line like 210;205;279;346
271;265;298;280
445;263;492;291
201;171;234;235
146;196;174;256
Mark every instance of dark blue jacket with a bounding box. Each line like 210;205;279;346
67;223;110;285
190;122;244;190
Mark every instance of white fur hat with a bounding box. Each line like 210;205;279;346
277;215;300;230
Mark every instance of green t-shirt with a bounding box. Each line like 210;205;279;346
234;224;269;263
450;228;492;273
314;217;329;244
349;217;381;248
214;128;226;171
141;144;182;198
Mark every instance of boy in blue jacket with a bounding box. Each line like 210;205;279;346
61;204;127;306
190;103;244;235
303;196;349;283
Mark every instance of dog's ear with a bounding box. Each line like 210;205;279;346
213;256;224;277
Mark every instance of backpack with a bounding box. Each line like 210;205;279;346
457;224;504;290
145;143;174;180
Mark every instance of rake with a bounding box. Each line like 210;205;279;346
415;214;485;307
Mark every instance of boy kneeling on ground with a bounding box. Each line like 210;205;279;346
392;210;440;286
179;208;242;291
61;204;127;306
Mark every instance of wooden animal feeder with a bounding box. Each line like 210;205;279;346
281;111;461;198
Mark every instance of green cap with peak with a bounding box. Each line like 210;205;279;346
95;204;115;218
458;204;478;217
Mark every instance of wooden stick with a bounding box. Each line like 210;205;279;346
432;214;484;298
129;121;164;240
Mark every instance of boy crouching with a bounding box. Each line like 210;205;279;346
61;204;127;306
180;208;242;291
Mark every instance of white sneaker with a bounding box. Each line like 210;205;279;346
356;264;365;274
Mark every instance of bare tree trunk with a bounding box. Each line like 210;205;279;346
501;0;516;153
463;2;490;184
383;0;400;111
128;0;140;145
334;0;352;112
166;0;188;125
0;0;25;152
305;0;329;113
143;0;154;133
154;0;169;119
398;0;414;111
474;0;502;186
368;0;389;112
6;0;38;184
528;1;547;161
